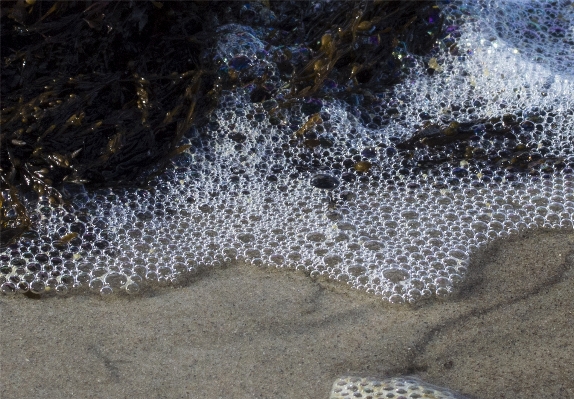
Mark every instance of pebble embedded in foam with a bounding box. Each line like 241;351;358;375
1;0;573;303
329;376;467;399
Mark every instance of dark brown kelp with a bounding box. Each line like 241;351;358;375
1;0;445;247
1;1;224;246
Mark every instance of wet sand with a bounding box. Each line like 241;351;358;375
1;229;573;399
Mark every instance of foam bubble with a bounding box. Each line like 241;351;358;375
1;0;573;304
330;376;467;399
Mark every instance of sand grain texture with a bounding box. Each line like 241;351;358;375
1;230;573;399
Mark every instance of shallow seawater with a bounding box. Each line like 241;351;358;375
1;1;574;398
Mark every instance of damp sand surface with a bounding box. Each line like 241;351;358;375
1;229;573;399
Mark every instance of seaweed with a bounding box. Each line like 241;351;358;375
1;0;446;247
1;1;224;246
393;111;570;180
279;1;443;98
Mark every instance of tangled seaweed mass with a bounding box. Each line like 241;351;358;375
1;0;573;308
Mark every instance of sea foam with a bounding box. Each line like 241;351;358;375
1;0;573;306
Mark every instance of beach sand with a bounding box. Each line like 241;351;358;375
1;229;573;399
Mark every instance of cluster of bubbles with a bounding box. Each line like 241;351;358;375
329;376;466;399
1;0;573;304
483;0;574;75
